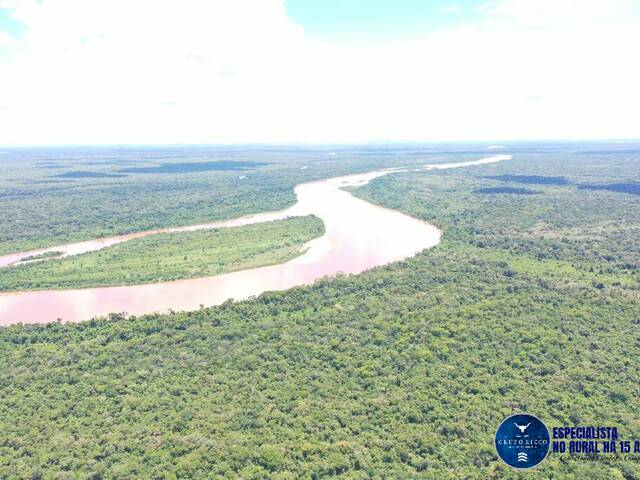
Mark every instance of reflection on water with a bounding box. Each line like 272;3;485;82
0;155;510;326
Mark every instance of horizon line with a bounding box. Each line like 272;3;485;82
2;137;640;149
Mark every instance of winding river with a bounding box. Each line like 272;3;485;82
0;155;510;326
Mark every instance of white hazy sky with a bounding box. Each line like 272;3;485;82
0;0;639;145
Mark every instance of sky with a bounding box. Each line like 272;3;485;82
0;0;639;146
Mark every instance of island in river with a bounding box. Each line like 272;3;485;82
0;155;510;325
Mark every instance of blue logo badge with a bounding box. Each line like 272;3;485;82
495;413;550;469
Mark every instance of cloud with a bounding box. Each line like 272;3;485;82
484;0;637;26
0;31;19;47
0;0;639;145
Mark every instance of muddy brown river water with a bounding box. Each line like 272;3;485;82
0;155;510;325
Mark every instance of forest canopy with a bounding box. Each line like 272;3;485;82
0;146;638;478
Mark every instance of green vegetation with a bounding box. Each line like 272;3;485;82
483;174;569;185
0;145;461;255
0;216;324;291
356;152;640;276
579;182;640;195
475;186;538;194
0;145;639;478
19;251;63;262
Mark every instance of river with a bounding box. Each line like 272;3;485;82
0;155;510;326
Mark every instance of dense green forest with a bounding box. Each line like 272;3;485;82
0;145;639;478
0;145;461;255
0;216;324;291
